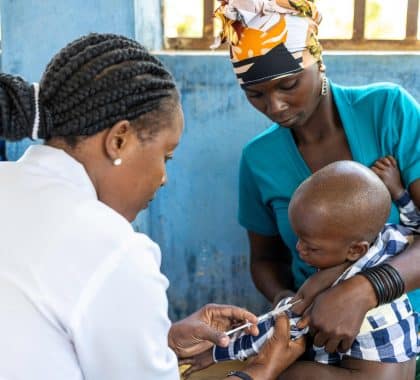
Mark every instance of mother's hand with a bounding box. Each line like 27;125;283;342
240;315;306;380
292;262;351;315
294;272;377;353
168;303;259;359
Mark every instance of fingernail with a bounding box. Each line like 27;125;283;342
219;335;229;346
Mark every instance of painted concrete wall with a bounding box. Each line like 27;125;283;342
134;0;163;50
0;0;136;80
1;1;419;320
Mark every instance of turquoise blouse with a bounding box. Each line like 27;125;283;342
238;82;420;308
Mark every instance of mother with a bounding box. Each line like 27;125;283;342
0;34;304;379
214;0;420;370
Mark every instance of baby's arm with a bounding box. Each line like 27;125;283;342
393;190;420;232
372;156;420;231
213;317;276;362
371;156;405;200
214;298;308;362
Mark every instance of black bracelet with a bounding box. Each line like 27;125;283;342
360;267;383;305
382;263;405;298
359;263;405;305
377;264;405;303
227;370;254;380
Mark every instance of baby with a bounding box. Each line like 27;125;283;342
182;158;419;377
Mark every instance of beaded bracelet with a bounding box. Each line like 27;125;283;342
359;263;405;305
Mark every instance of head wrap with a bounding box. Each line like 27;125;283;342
213;0;323;87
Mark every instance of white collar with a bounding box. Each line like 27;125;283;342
18;144;97;199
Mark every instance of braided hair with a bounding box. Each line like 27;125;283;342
0;33;179;144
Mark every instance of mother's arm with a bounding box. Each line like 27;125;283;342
293;178;420;353
391;179;420;290
248;231;295;303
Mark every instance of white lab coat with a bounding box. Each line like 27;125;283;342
0;145;179;379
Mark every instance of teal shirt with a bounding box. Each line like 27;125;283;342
238;82;420;307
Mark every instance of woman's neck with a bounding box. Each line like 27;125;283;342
46;135;106;195
292;91;341;146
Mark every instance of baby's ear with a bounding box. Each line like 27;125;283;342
346;241;370;262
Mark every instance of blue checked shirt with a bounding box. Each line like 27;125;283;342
214;191;420;364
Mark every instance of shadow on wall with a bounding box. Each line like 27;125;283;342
0;140;5;161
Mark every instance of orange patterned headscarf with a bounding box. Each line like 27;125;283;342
213;0;323;87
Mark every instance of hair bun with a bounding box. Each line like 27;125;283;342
0;73;40;141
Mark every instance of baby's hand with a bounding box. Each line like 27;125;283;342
179;348;215;379
371;156;404;200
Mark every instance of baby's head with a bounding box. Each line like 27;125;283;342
289;161;391;269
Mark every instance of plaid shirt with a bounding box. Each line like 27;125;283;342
214;191;420;364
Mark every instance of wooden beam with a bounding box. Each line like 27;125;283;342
203;0;215;40
406;0;419;40
353;0;367;40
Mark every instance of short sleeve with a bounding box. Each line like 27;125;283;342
387;86;420;187
238;151;278;236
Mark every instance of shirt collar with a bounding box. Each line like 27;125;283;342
18;144;98;199
332;226;402;286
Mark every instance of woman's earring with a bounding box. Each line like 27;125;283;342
321;74;328;96
113;158;122;166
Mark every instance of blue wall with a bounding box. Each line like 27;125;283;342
1;1;420;320
1;0;135;81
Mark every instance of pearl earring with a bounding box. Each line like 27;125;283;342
321;74;328;96
113;158;122;166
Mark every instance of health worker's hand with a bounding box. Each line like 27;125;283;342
168;303;259;359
